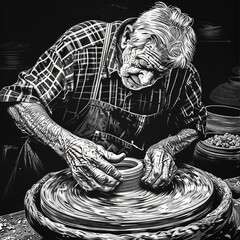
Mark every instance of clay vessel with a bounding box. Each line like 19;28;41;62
114;157;143;192
205;105;240;134
194;134;240;178
209;76;240;108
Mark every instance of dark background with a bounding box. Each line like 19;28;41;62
0;0;239;104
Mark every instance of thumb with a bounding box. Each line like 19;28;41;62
97;145;126;163
141;154;152;182
104;151;126;163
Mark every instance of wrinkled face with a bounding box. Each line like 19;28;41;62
120;31;168;90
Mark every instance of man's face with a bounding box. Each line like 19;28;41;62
120;32;168;90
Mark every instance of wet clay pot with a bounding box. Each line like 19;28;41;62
113;157;143;192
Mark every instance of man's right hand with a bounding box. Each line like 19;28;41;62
7;102;126;192
63;136;126;192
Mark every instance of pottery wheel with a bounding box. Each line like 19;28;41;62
40;164;214;233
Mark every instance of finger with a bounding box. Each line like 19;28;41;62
87;176;118;192
168;161;178;181
71;166;94;191
72;164;118;192
152;157;176;189
76;177;94;191
94;153;123;181
141;154;152;182
97;145;126;163
88;164;121;187
160;155;172;182
79;146;124;181
144;150;164;186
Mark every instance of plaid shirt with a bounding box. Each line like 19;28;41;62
0;19;206;134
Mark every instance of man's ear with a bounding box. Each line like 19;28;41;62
120;24;134;49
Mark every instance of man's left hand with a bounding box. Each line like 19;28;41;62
141;145;177;189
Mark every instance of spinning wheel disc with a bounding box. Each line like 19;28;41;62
40;163;214;233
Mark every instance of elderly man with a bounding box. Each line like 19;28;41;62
0;1;206;193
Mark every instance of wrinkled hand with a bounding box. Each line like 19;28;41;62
141;144;177;189
63;137;126;192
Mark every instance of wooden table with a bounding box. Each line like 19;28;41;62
0;210;43;240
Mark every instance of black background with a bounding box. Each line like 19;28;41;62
0;0;239;64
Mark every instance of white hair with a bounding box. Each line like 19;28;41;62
132;1;196;69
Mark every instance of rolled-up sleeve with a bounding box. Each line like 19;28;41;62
172;68;207;136
0;38;74;115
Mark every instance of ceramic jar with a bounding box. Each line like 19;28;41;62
194;134;240;179
205;105;240;135
209;66;240;108
194;105;240;178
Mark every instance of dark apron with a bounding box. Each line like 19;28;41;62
65;96;170;158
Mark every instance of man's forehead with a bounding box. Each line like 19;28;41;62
130;36;163;59
131;29;165;48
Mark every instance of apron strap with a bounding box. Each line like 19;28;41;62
92;23;113;100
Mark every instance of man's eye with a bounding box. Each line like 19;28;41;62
139;59;153;70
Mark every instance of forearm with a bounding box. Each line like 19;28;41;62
156;128;199;156
7;102;75;158
7;102;125;192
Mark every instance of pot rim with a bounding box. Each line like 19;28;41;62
200;140;240;152
114;157;143;175
206;104;240;118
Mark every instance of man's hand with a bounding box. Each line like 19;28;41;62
141;129;200;189
7;102;126;192
63;137;126;192
141;145;177;188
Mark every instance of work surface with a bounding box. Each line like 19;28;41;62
0;210;42;240
0;198;240;240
